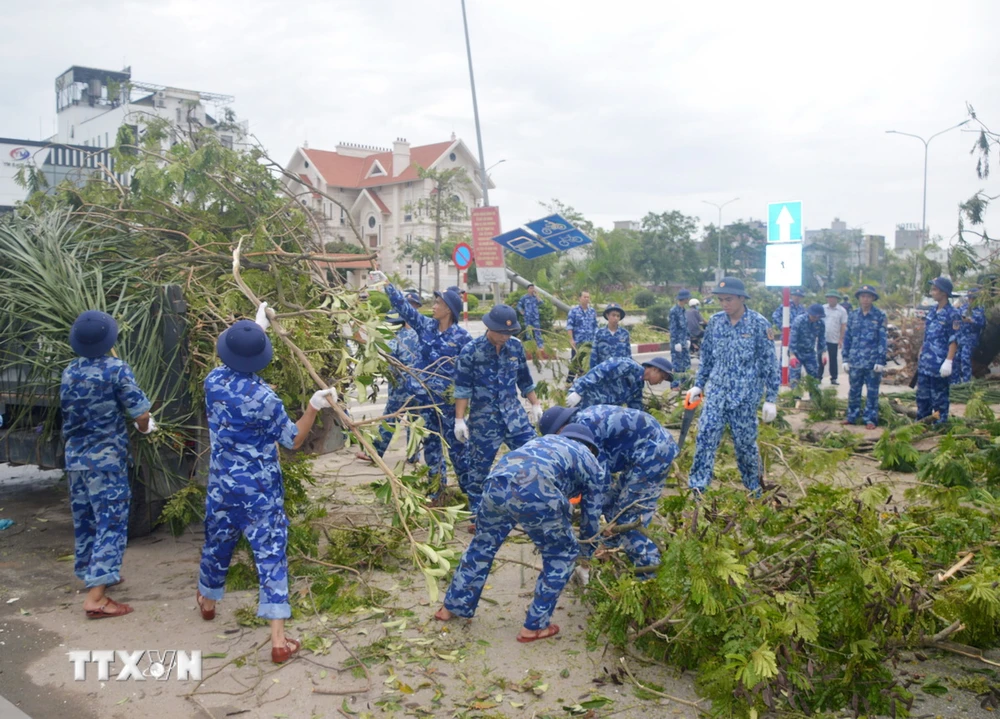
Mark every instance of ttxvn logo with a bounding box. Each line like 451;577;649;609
68;650;202;681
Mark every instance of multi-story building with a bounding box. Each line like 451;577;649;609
283;136;490;286
894;223;929;253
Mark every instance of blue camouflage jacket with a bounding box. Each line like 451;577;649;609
517;294;541;327
590;327;632;368
918;303;961;376
958;301;987;348
566;305;598;343
204;366;299;503
842;305;887;369
696;309;780;407
789;314;824;360
772;302;806;329
387;326;420;397
454;335;535;431
669;305;688;345
61;356;152;473
490;434;608;557
571;357;646;410
572;405;678;475
386;284;471;401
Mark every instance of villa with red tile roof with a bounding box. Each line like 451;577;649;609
284;135;492;287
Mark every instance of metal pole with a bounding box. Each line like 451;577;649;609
781;287;790;386
921;141;928;233
702;198;739;283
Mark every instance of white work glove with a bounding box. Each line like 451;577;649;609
254;302;270;330
939;359;953;378
135;415;157;434
573;566;590;586
685;340;691;350
673;343;683;353
454;418;469;443
528;403;543;425
309;388;338;410
873;364;886;373
841;361;850;372
685;386;702;404
367;270;387;287
761;402;777;424
566;392;582;408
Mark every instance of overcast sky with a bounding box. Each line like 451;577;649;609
3;0;1000;249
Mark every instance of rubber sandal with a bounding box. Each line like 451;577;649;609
516;624;559;643
467;523;476;535
196;591;215;621
355;452;373;462
865;423;877;430
271;637;300;664
85;597;133;620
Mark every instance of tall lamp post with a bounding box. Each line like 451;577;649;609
886;119;969;301
702;197;739;283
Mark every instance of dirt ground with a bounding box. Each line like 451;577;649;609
3;396;1000;719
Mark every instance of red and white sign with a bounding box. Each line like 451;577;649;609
470;206;505;284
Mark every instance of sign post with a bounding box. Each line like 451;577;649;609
452;243;473;329
765;201;804;387
470;207;505;285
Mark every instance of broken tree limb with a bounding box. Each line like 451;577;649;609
935;552;975;583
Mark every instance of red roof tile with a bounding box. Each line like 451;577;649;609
298;173;320;198
366;189;391;215
302;140;456;189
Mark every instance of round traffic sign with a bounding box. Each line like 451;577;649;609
452;243;473;270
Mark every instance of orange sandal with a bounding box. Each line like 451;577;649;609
85;597;133;620
196;591;215;621
271;638;300;664
516;624;559;643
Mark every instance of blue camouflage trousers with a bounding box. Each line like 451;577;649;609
917;373;951;423
846;368;882;425
671;347;691;389
464;413;536;517
689;398;761;492
371;392;419;461
954;345;975;385
420;401;469;496
523;327;544;348
443;473;578;630
603;444;672;570
789;354;820;388
68;470;130;588
198;485;291;620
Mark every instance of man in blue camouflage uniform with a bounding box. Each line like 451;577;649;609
772;288;807;331
567;356;673;411
196;314;335;664
590;303;631;369
540;405;677;572
842;284;887;429
517;283;544;348
688;277;780;494
61;310;154;620
370;271;471;495
788;303;826;387
916;277;961;424
566;291;598;382
955;287;986;384
669;289;692;389
434;428;607;642
453;305;543;517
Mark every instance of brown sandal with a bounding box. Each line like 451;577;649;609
516;623;559;643
85;597;133;620
196;591;215;621
355;452;374;462
271;637;300;664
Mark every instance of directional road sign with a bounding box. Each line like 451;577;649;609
767;201;803;243
491;213;593;259
764;243;803;287
452;242;472;270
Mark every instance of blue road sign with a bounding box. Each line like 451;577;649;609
491;229;558;259
493;214;594;259
452;243;472;269
767;201;803;243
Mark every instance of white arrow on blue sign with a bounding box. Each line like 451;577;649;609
767;201;803;243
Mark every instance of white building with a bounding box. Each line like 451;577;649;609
283;136;490;286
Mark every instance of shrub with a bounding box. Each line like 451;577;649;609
368;291;391;314
645;303;673;332
634;289;657;308
466;293;480;311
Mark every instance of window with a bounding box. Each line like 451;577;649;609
406;265;413;277
340;208;345;225
304;160;310;168
368;216;377;229
176;108;182;124
405;233;413;244
404;212;412;222
449;152;457;162
220;135;233;149
368;234;379;249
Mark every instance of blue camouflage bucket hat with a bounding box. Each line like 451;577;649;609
712;277;750;298
69;310;119;358
539;405;578;436
930;276;954;297
217;319;274;373
807;303;825;317
435;289;463;322
483;304;521;333
559;423;600;455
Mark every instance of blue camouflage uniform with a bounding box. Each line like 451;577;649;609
371;326;420;457
771;301;806;331
386;284;472;491
61;356;152;588
571;406;678;569
590;326;632;369
916;304;961;423
454;335;537;515
955;300;986;384
669;304;690;379
198;366;299;619
689;309;779;492
566;304;598;344
570;357;647;411
517;294;544;348
442;435;607;630
788;313;824;387
843;305;887;426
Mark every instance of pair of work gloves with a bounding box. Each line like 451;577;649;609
840;361;888;373
685;387;778;424
673;340;691;353
455;403;543;443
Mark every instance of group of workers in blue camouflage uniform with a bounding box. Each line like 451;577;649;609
516;283;544;348
669;290;692;389
567;356;674;411
590;303;632;368
788;303;826;387
842;284;888;429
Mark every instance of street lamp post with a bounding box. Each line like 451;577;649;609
702;197;739;283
